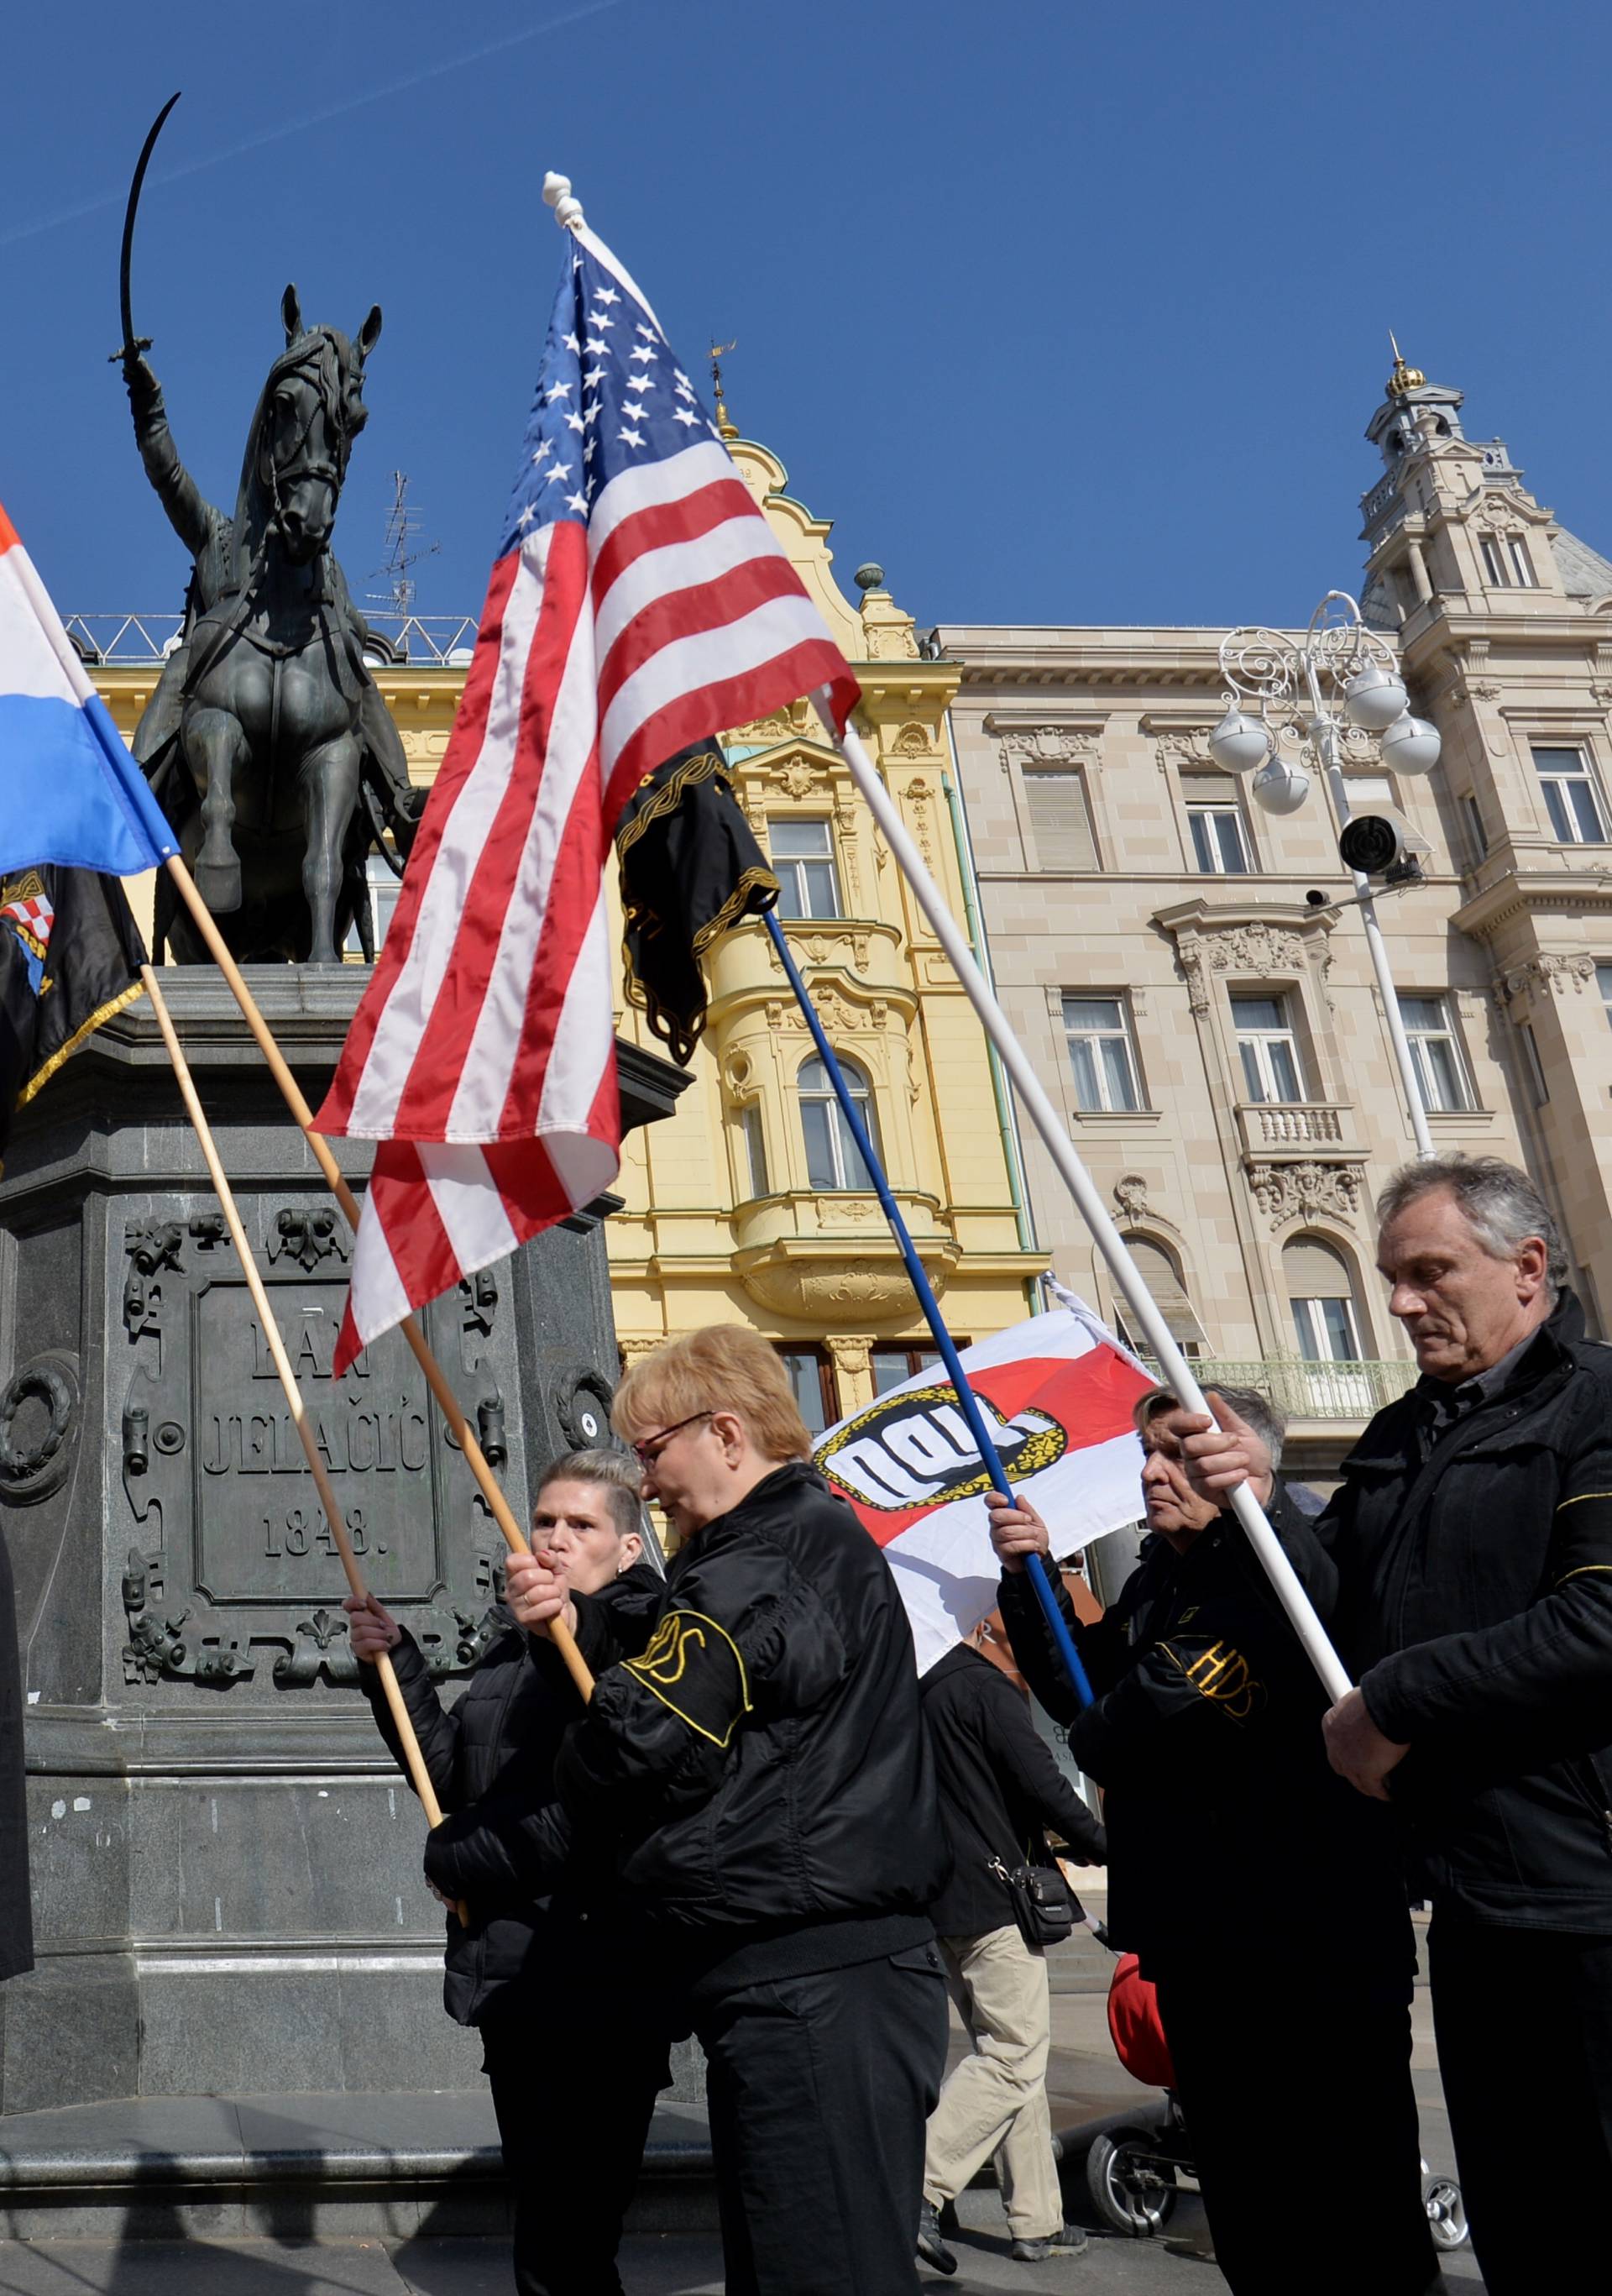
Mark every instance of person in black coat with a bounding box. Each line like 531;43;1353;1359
1184;1156;1612;2294
916;1612;1107;2272
992;1383;1437;2296
505;1324;950;2296
345;1449;666;2296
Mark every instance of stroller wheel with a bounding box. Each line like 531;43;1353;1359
1421;2173;1469;2251
1085;2127;1179;2238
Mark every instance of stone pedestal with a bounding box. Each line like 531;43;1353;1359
0;967;686;2113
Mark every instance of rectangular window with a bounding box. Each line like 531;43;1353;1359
1232;993;1305;1104
1180;776;1251;874
343;854;404;958
1510;537;1536;587
776;1347;837;1439
1062;994;1143;1112
1342;773;1394;814
1532;747;1609;844
1598;963;1612;1030
1519;1021;1549;1108
769;818;843;919
740;1104;770;1197
1398;993;1473;1114
1023;770;1098;873
1463;793;1488;863
1479;535;1510;587
1290;1294;1363;1364
871;1346;945;1395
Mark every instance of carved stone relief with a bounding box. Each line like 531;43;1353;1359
1247;1161;1363;1230
1112;1173;1150;1222
1499;951;1598;1003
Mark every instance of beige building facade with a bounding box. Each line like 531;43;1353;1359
939;354;1612;1471
89;433;1047;1441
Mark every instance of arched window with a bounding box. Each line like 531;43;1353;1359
1114;1235;1206;1353
798;1055;878;1191
1284;1237;1363;1363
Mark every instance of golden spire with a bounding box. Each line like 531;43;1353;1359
1386;331;1426;400
709;338;739;440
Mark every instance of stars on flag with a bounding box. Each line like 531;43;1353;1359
619;426;646;448
543;380;572;404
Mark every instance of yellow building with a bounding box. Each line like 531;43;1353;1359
88;430;1047;1437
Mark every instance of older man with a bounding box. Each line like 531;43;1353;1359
991;1385;1434;2296
1186;1154;1612;2293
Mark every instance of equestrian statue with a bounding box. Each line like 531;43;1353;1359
115;98;423;967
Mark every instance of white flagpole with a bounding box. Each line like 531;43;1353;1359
816;696;1352;1705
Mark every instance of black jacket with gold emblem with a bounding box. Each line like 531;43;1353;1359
1000;1486;1411;1981
552;1460;947;1993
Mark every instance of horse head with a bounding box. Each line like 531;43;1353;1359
234;286;383;569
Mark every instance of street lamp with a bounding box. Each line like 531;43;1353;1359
1210;590;1439;1160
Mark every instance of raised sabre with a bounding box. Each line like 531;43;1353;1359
109;91;181;366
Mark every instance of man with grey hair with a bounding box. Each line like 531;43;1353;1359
1185;1153;1612;2293
990;1382;1435;2296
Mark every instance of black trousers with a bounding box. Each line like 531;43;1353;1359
1153;1958;1437;2296
696;1942;950;2296
482;2019;668;2296
1430;1916;1612;2294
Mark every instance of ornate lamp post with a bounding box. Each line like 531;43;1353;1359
1210;590;1440;1160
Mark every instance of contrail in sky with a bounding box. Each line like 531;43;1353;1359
0;0;632;251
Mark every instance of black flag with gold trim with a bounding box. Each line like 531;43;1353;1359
614;742;778;1066
1;865;146;1166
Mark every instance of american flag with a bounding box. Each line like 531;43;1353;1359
316;217;858;1373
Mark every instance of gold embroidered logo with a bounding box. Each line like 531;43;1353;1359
623;1609;752;1748
1162;1638;1264;1721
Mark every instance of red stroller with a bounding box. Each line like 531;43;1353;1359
1083;1948;1468;2252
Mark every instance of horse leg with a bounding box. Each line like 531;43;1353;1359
301;734;362;966
185;707;247;914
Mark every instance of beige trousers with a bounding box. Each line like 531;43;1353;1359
921;1922;1061;2240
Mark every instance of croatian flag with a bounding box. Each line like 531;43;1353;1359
0;503;176;878
814;1304;1154;1672
317;209;856;1375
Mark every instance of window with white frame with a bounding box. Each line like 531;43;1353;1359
769;819;843;919
1598;963;1612;1031
1232;994;1306;1104
1398;994;1474;1114
343;853;403;958
798;1054;878;1190
1284;1237;1363;1363
1023;770;1099;872
1113;1235;1207;1353
1531;747;1609;844
1342;773;1395;815
1479;533;1534;588
740;1103;770;1197
1180;775;1252;874
1062;995;1143;1112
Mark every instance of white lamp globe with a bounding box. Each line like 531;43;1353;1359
1343;661;1409;731
1379;711;1442;776
1250;756;1311;815
1206;707;1270;775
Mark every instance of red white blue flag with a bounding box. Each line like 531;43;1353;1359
317;218;857;1373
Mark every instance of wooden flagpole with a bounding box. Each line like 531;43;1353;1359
160;854;595;1701
141;963;469;1921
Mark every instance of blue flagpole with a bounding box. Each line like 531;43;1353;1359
763;909;1093;1708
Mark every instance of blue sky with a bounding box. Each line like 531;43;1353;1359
3;0;1607;637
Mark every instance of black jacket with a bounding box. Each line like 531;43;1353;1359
1001;1489;1411;1981
1317;1292;1612;1932
361;1562;662;2026
552;1460;947;1989
920;1643;1106;1939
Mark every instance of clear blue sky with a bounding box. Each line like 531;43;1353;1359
3;0;1607;637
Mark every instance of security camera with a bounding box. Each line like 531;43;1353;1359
1338;812;1424;885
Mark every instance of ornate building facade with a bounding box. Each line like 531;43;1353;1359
90;436;1047;1439
939;354;1612;1471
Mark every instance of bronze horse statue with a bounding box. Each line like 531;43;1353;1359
122;286;423;964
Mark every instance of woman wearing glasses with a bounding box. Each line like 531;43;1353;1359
345;1448;667;2296
505;1325;950;2296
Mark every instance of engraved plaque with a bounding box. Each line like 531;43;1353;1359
191;1278;445;1607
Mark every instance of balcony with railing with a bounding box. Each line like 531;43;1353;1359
1141;1354;1418;1423
1233;1100;1365;1156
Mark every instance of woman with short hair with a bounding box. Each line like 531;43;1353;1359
506;1325;950;2296
347;1447;666;2296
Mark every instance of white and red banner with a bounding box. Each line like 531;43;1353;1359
814;1303;1154;1672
